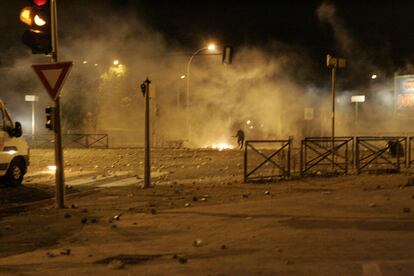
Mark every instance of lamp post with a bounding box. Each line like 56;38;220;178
326;54;346;170
178;74;186;109
185;43;216;140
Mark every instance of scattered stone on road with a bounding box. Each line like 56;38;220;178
107;259;125;269
193;239;203;247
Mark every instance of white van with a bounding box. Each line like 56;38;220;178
0;100;29;186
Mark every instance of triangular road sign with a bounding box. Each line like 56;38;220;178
32;61;73;101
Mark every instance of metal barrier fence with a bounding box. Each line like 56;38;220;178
244;139;291;182
25;134;109;148
300;137;354;176
356;136;406;174
409;137;414;168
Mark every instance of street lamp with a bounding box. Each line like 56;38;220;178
326;54;346;170
186;43;216;139
176;74;186;109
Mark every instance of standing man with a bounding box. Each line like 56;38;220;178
235;129;245;149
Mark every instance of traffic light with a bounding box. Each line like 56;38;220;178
19;0;52;54
222;47;233;64
45;106;55;130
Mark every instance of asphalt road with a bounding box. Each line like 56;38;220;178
0;148;414;275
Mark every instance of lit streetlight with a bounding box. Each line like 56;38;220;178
186;43;217;139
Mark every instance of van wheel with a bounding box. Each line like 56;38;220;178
5;158;25;186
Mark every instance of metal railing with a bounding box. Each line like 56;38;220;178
356;136;406;174
244;139;291;182
300;137;354;176
25;134;109;148
409;137;414;168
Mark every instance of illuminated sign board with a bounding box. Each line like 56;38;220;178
395;75;414;109
351;95;365;103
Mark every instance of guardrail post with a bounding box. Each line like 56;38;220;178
244;141;248;182
405;136;409;168
300;140;304;177
356;137;360;174
408;137;413;168
288;137;292;177
345;141;348;174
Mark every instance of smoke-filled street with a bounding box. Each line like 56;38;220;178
2;0;414;274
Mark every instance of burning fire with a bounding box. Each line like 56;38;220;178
211;143;233;151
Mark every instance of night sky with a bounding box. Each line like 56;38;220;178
1;1;414;82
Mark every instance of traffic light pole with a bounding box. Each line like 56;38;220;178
51;0;65;208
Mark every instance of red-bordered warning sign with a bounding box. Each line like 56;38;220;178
32;61;73;101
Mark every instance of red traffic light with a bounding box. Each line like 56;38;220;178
33;0;48;6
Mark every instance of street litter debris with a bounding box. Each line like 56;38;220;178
107;259;125;269
60;249;71;255
369;203;377;208
178;255;188;264
193;239;203;247
185;203;191;207
265;191;270;195
47;252;57;258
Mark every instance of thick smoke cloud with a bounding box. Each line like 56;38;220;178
1;2;409;148
316;2;354;55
